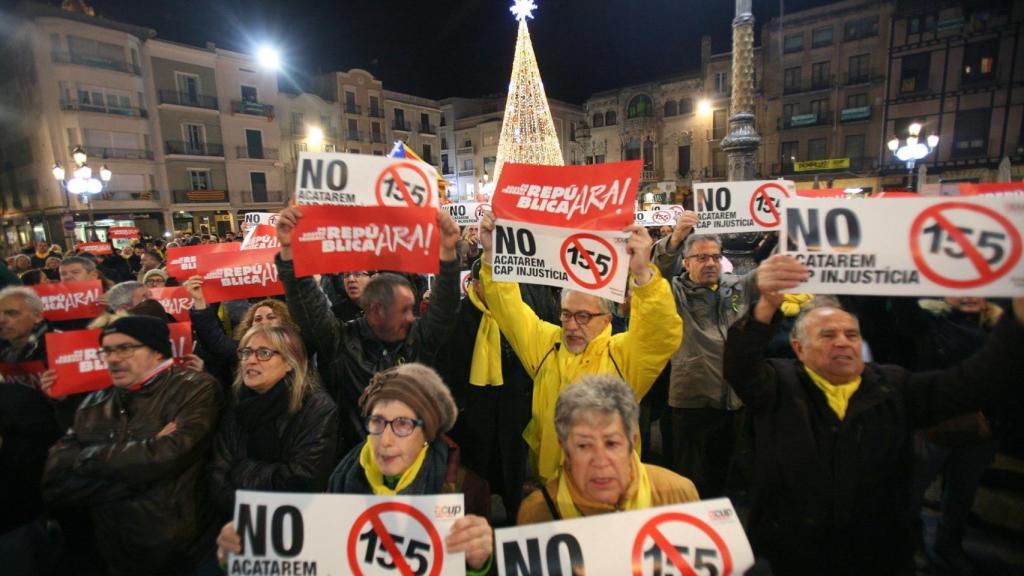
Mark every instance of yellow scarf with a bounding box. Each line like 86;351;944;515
555;450;652;519
804;366;861;420
466;285;502;386
359;440;430;495
780;293;813;317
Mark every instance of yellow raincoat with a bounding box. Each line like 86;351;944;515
480;262;683;483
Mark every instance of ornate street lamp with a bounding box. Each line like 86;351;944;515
53;145;112;240
888;122;939;191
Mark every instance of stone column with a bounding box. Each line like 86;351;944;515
719;0;761;181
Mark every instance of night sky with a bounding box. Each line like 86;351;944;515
81;0;837;102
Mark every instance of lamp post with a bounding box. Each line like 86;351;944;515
888;123;939;191
53;145;112;242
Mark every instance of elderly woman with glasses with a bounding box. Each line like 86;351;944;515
518;374;699;524
208;324;339;520
216;363;495;573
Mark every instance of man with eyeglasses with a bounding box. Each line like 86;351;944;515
477;212;683;484
42;315;222;576
652;211;760;498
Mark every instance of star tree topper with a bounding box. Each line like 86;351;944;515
510;0;538;22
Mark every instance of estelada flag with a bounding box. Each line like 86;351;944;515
165;242;240;279
491;161;641;230
30;280;105;322
45;323;194;398
148;286;194;322
290;205;440;277
196;248;284;303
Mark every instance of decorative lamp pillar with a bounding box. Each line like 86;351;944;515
719;0;761;181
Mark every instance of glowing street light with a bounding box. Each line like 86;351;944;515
306;126;324;148
53;145;113;239
697;99;712;115
256;46;281;70
888;122;939;191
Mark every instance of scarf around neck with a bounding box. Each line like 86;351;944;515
466;286;502;386
555;450;652;519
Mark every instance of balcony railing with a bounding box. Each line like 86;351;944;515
780;111;833;129
845;70;880;85
235;146;279;160
393;120;411;132
241;190;286;204
230;100;275;119
419;124;437;135
172;189;228;203
51;51;140;75
641;170;658;182
158;90;219;110
783;74;835;95
60;100;147;118
368;108;385;118
840;105;872;122
576;127;592;139
345;104;362;115
93;190;161;202
457;146;474;155
165;141;225;157
347;130;363;142
76;146;154;161
772;156;878;175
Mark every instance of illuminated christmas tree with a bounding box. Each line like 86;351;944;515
491;0;564;188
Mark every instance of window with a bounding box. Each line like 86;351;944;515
107;173;145;192
807;138;828;160
953;108;991;157
369;96;381;116
844;16;879;41
627;95;653;118
347;119;359;140
84;129;138;153
677;145;691;176
784;33;804;53
848;54;871;84
664;100;678;117
240;85;258;102
569;122;576;141
810;98;829;119
290;112;304;134
592;112;604;127
441;153;449;174
394;108;406;130
783;102;800;119
463;139;472;148
605;110;617;125
900;52;931;93
250;172;268;202
679;98;693;115
420;112;430;131
781;140;799;164
422;144;432;164
844;134;865;170
962;41;997;85
907;13;937;35
76;85;131;113
188;169;211;190
245;129;263;159
624;138;641;162
811;27;833;48
594;154;605;164
67;36;125;65
320;115;331;132
642;138;654;171
324;144;336;152
714;72;729;94
712;108;728;140
350;148;360;154
784;67;802;92
345;91;357;113
182;124;205;154
441;136;447;149
811;61;831;88
175;72;200;103
372;122;382;142
847;93;869;109
462;158;473;171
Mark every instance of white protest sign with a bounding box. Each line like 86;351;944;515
442;202;489;226
240;212;280;250
228;490;466;576
649;204;685;215
495;498;753;576
694;180;797;233
295;152;439;207
492;219;631;302
634;210;678;227
781;196;1024;296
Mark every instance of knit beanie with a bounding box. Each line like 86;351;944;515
359;363;457;442
100;315;172;359
127;299;170;321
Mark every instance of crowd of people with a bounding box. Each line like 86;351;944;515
1;208;1022;576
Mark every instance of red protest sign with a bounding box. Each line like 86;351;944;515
346;502;444;576
0;360;47;389
795;188;849;198
197;248;284;303
241;213;281;250
560;233;619;290
492;161;641;230
630;512;735;576
169;322;194;358
77;242;113;255
31;280;105;322
872;191;918;198
108;226;140;240
958;182;1024;196
291;205;440;277
165;242;240;278
909;201;1023;289
148;286;194;322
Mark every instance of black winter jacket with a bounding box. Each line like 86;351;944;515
276;256;461;453
209;383;339;518
722;312;1024;576
41;366;222;576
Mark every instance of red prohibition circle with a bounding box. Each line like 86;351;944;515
475;203;491;220
630;512;734;576
375;162;433;207
909;202;1022;289
652;211;674;225
346;502;444;576
462;271;473;294
749;182;791;228
559;233;619;290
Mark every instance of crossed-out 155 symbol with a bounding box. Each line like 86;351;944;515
642;544;721;576
358;528;431;575
381;177;426;205
753;194;779;215
921;224;1005;263
566;244;611;276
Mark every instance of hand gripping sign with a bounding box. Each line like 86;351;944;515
494;498;753;576
241;213;281;250
295;152;439;208
30;280;105;322
693;180;798;233
780;195;1024;297
491;161;640;303
227;490;465;576
291;205;441;277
